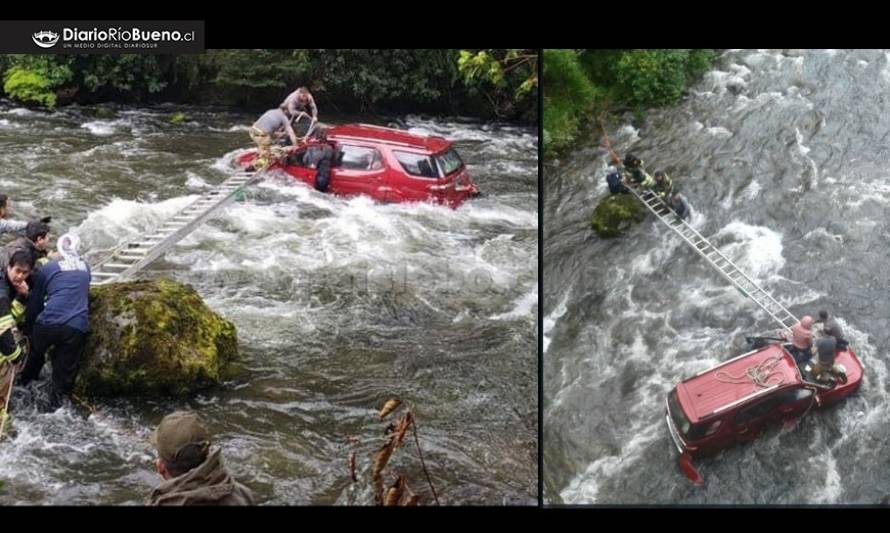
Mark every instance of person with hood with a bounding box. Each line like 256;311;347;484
148;411;255;506
17;233;91;411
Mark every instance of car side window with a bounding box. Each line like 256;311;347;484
735;397;780;425
689;419;724;440
340;145;382;171
776;387;814;405
703;419;723;437
394;151;440;178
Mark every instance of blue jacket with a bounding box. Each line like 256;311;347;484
31;257;91;333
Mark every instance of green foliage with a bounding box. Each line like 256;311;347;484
614;49;688;108
5;55;74;87
544;49;716;155
458;49;537;119
78;55;168;95
305;49;458;108
3;66;57;107
0;50;536;121
209;49;310;91
543;49;600;154
686;49;716;80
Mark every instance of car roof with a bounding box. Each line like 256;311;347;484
676;343;803;424
327;123;452;154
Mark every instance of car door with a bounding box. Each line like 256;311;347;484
330;144;385;199
389;149;443;203
774;387;816;422
282;148;316;189
732;387;816;443
732;395;781;443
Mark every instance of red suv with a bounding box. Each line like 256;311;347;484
665;340;863;484
236;123;479;208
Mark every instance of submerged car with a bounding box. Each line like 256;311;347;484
665;338;863;484
236;123;479;208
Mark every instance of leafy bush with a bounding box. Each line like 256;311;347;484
3;66;56;107
543;49;600;153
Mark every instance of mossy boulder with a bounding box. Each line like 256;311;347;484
591;194;646;238
168;112;188;124
77;279;238;397
94;106;116;119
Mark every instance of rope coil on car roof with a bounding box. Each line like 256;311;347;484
715;355;785;388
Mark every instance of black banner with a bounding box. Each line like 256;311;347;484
0;20;204;54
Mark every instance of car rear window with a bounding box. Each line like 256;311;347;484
394;151;439;178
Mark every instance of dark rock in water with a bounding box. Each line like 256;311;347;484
78;278;239;397
591;194;646;238
55;87;79;107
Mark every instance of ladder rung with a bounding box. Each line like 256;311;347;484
103;263;133;269
92;271;118;277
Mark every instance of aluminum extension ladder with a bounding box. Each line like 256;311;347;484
89;171;261;285
625;182;798;331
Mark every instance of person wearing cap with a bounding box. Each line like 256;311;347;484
781;315;814;365
148;411;255;506
17;233;91;410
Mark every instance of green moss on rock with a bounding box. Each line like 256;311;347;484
591;194;646;238
94;106;116;119
77;278;239;397
168;112;188;124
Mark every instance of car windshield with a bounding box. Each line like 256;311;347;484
668;389;693;437
435;148;463;176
